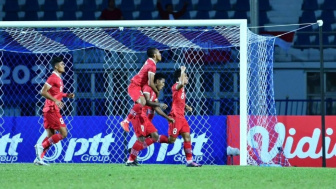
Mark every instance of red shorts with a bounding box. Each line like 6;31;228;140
131;115;157;137
168;113;190;138
43;110;66;130
128;82;143;102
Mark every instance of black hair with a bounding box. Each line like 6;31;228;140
147;47;157;58
174;68;182;82
50;56;63;69
154;73;166;82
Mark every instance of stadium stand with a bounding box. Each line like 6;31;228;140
43;0;59;12
23;11;39;21
302;0;318;11
213;11;228;19
120;0;136;11
3;12;19;21
138;11;153;20
215;0;231;11
235;0;250;11
138;0;156;11
42;11;58;21
62;0;78;12
0;0;333;51
3;0;20;12
196;1;212;11
24;0;40;12
82;0;98;12
321;0;336;10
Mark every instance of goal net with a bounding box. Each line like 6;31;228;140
0;20;289;166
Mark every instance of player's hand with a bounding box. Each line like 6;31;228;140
180;66;186;72
159;103;168;110
55;100;64;109
167;117;175;123
67;93;75;99
186;106;192;112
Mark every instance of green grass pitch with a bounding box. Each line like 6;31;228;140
0;164;335;189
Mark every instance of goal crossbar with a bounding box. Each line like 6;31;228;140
0;20;247;28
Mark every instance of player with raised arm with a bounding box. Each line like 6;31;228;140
126;73;174;166
165;66;202;167
120;48;163;132
33;57;75;165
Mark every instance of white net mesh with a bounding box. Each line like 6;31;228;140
246;31;290;166
0;23;289;166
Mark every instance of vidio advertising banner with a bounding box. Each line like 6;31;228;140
227;116;336;167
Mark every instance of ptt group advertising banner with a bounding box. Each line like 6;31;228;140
227;116;336;167
0;116;227;164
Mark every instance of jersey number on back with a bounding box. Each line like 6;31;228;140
181;92;185;99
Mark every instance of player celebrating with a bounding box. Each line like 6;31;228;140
34;57;75;165
126;73;174;166
165;66;202;167
120;48;163;132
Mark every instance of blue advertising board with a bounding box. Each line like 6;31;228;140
0;116;227;165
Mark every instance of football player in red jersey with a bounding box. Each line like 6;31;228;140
120;48;165;132
126;73;174;166
34;57;75;165
166;66;202;167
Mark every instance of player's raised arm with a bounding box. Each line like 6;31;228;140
176;66;186;90
40;83;64;109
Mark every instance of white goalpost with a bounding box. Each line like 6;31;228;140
0;20;289;166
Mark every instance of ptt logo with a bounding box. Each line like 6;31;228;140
128;133;209;163
38;133;115;162
0;133;23;162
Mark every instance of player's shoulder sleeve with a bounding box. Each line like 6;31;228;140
147;60;156;74
172;83;180;92
46;74;56;87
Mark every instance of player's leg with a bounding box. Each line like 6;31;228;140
120;96;146;133
40;128;55;159
166;114;180;144
36;112;66;161
126;116;156;166
121;83;146;132
180;118;201;167
181;132;201;167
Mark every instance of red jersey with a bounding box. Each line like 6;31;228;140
42;72;66;112
131;58;156;87
170;83;186;117
142;85;157;120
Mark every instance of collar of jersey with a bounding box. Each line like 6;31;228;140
149;58;156;64
52;71;61;78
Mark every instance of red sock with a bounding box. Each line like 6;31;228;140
42;133;63;149
184;141;193;162
128;138;156;161
144;138;156;147
41;137;49;158
127;103;143;120
158;135;168;143
129;140;143;161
